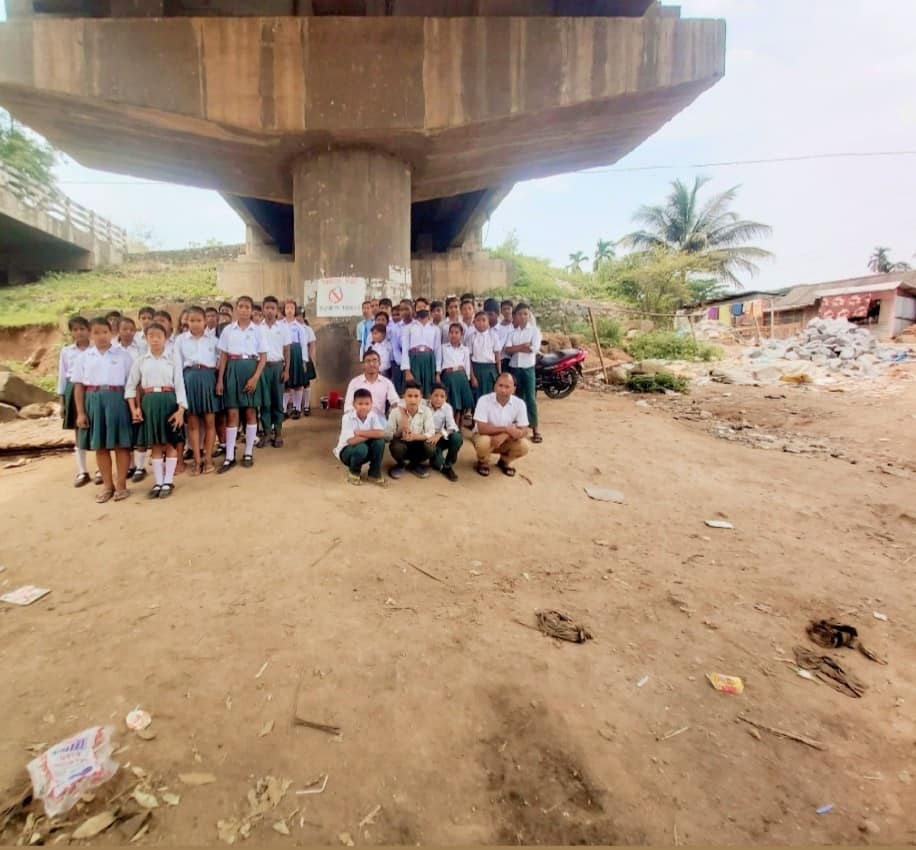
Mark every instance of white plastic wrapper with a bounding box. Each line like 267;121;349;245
27;726;119;817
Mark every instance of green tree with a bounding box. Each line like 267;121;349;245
594;238;615;269
567;250;588;274
592;248;716;318
868;246;910;273
622;176;772;287
686;278;731;303
0;110;56;188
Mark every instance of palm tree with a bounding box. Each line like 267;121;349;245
567;250;588;274
594;239;615;269
868;247;892;273
621;176;772;287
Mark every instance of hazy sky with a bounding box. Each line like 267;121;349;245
4;0;916;291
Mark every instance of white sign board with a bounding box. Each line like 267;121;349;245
313;277;367;318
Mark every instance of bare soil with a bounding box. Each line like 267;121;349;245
0;381;914;846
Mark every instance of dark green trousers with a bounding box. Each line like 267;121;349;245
390;438;436;466
511;365;538;428
260;362;285;434
432;431;463;470
340;438;385;478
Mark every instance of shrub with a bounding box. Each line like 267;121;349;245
625;331;721;362
626;371;689;394
570;316;623;349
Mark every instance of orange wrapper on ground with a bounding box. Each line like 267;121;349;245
706;673;744;695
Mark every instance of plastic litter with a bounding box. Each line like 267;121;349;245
1;585;50;606
636;675;650;688
706;673;744;695
817;804;834;815
27;726;119;817
125;708;152;731
704;520;734;530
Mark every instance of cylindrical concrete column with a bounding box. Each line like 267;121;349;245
293;148;411;395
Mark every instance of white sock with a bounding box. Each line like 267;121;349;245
225;428;238;461
283;391;291;410
164;457;177;485
151;458;164;486
302;387;311;410
134;450;146;469
75;447;88;475
244;424;257;455
292;388;304;411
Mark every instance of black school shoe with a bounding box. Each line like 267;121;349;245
442;466;459;482
242;454;254;468
74;473;91;488
303;408;311;417
291;410;301;420
148;484;162;499
217;459;236;474
212;444;226;458
132;468;147;483
158;483;174;499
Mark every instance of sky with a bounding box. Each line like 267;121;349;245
3;0;916;291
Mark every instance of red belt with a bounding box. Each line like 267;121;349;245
185;364;215;370
145;386;175;393
228;354;258;360
410;346;432;353
441;367;465;374
84;385;124;392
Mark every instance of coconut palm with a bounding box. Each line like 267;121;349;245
869;247;892;273
594;238;615;269
567;250;588;274
622;176;772;287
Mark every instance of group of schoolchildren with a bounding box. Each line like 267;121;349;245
58;296;316;502
57;292;541;500
338;294;541;485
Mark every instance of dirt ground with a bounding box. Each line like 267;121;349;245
1;379;915;846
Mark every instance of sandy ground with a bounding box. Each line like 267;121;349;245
1;381;915;846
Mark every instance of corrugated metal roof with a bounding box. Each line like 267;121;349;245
773;271;916;311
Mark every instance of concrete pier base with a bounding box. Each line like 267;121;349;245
294;148;413;395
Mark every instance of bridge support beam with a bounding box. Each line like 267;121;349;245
294;148;412;393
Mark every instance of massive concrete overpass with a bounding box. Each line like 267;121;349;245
0;160;127;284
0;0;725;385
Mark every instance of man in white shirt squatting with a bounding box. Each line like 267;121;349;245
472;371;532;478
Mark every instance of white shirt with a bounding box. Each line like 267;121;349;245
204;326;217;338
112;339;142;362
507;325;541;369
71;345;133;388
333;409;387;459
400;321;442;370
125;351;188;408
134;330;150;354
473;392;529;432
299;324;317;362
260;320;292;363
217;321;268;357
385;402;436;440
438;343;471;373
343;374;400;417
176;331;219;369
57;343;89;393
494;321;514;350
466;328;501;364
366;338;393;372
428;400;458;435
283;318;306;347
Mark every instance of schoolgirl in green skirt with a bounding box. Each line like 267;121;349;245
176;306;220;475
58;317;92;485
126;322;187;499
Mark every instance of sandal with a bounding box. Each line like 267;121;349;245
188;463;200;477
95;489;114;504
476;462;490;477
532;431;543;444
201;462;216;475
497;460;516;477
113;489;130;501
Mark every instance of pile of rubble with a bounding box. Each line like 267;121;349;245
0;370;58;423
712;318;909;386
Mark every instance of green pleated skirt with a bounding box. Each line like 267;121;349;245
184;367;221;415
62;380;78;430
223;358;263;410
85;389;133;450
286;343;306;388
140;390;183;447
407;350;436;397
471;362;498;399
442;369;474;412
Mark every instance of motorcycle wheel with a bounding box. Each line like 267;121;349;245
543;370;578;399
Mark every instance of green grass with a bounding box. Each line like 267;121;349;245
570;316;623;349
625;331;721;362
487;249;587;300
0;264;222;327
626;371;689;394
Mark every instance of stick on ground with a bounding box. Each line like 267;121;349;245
309;538;342;569
294;717;342;736
737;716;825;751
406;561;446;584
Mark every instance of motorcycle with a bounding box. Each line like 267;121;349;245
535;347;586;399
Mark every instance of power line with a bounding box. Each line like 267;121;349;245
54;148;916;186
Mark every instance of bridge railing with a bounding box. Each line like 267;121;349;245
0;160;128;254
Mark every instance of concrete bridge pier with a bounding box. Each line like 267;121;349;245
294;148;412;391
